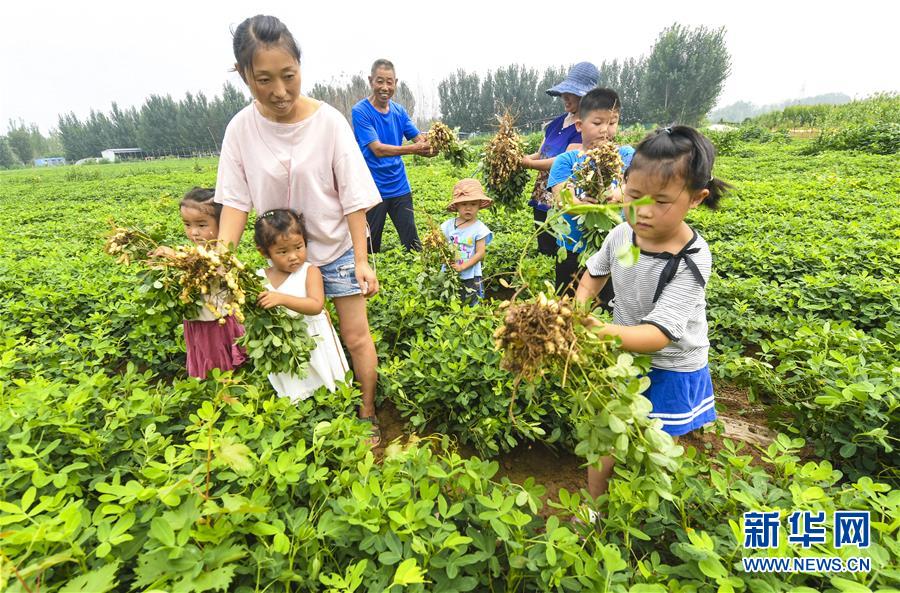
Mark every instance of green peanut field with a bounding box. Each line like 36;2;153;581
0;103;897;591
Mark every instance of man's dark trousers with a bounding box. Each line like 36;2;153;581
366;193;420;253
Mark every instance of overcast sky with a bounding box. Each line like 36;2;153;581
2;0;897;134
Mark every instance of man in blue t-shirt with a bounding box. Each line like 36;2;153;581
351;59;434;253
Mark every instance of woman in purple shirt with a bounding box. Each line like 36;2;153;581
521;62;600;255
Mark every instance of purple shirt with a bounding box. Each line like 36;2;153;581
540;113;582;159
528;113;582;210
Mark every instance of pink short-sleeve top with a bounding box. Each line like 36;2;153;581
215;101;381;266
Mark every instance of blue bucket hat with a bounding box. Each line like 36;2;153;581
546;62;600;97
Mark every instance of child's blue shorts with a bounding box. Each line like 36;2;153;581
645;365;716;436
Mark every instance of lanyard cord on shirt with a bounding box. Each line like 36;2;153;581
252;104;295;210
642;231;706;303
251;104;378;284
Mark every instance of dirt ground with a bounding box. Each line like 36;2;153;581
376;380;781;514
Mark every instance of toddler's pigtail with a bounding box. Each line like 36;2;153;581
704;177;732;210
625;125;733;211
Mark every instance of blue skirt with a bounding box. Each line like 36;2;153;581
646;365;716;436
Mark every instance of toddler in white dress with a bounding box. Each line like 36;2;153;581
254;209;349;401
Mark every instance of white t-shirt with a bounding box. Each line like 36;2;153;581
215;102;381;266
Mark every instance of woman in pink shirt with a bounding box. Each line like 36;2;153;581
215;15;383;444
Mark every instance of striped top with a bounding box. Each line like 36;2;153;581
585;222;711;371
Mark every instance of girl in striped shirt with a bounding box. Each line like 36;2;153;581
575;125;731;510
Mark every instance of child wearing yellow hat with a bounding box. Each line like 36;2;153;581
440;179;494;304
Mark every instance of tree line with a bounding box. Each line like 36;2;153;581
2;76;416;167
438;24;731;132
438;65;570;133
0;83;253;165
49;83;250;162
308;76;417;122
709;93;851;124
0;121;64;169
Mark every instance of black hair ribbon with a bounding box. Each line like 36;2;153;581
651;234;706;303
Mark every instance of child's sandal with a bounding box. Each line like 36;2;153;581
359;416;381;447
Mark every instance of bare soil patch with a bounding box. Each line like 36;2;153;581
375;380;783;514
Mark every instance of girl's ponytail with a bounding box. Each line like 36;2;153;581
705;177;730;210
627;125;732;209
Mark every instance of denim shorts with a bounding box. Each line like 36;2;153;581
320;247;362;298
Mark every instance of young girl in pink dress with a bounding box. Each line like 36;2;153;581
165;187;247;378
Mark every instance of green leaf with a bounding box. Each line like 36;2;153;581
249;522;281;536
615;243;640;267
59;561;120;593
800;486;825;502
608;414;626;433
698;557;727;579
20;486;36;512
217;441;255;473
839;443;857;457
515;490;529;507
629;585;667;593
192;565;237;593
427;465;449;479
391;558;427;586
111;512;136;536
379;550;402;565
626;525;652;541
273;532;291;554
830;577;873;593
442;533;472;549
149;516;175;547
